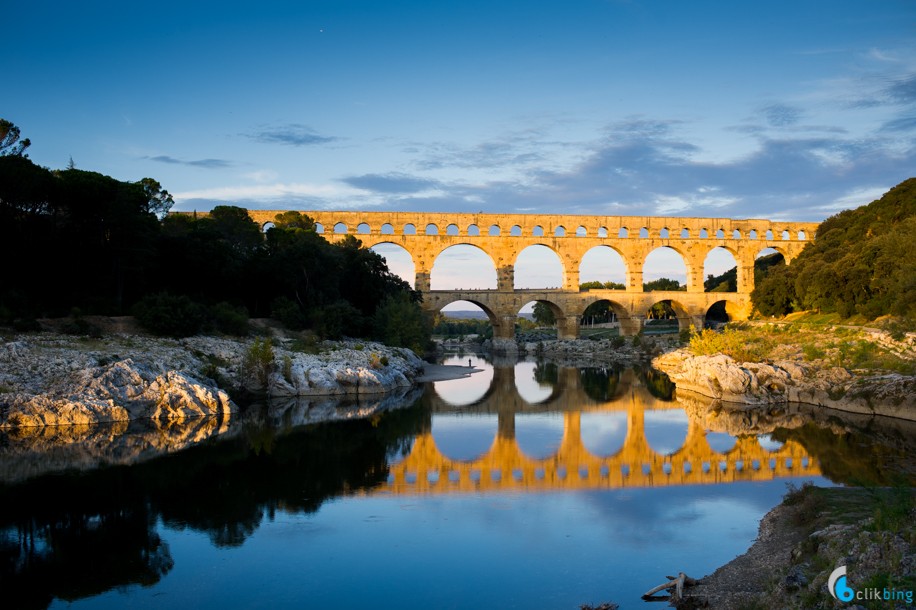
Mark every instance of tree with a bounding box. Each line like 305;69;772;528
643;278;683;291
0;119;30;157
139;178;174;217
532;301;556;325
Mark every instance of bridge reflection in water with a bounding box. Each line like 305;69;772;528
376;365;819;495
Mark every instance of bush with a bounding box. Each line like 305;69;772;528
133;293;208;337
243;338;275;388
212;302;249;335
270;296;307;331
312;300;364;339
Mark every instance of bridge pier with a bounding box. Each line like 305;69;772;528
619;316;642;336
557;315;580;340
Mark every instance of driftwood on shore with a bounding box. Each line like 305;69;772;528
641;572;699;602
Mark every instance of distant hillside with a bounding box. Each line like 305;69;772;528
752;177;916;319
442;309;533;321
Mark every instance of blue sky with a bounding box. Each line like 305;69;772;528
5;0;915;298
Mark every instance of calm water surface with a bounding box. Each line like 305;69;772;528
2;354;912;610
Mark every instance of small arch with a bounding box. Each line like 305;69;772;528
425;223;439;235
488;224;501;236
715;229;725;239
357;222;371;234
765;229;774;240
555;226;567;237
510;225;522;236
261;221;276;233
699;228;709;238
781;230;790;240
618;227;629;238
314;222;325;233
467;224;480;236
639;227;649;238
680;228;689;238
597;226;608;238
748;229;758;239
532;225;545;237
659;228;670;239
797;230;807;240
446;223;460;236
576;225;587;237
732;229;741;239
381;223;394;235
333;222;348;234
404;223;417;235
705;300;732;325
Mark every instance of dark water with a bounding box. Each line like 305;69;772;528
1;355;913;610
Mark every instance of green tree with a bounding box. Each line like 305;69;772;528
643;278;683;291
0;119;30;157
532;301;556;325
372;292;432;353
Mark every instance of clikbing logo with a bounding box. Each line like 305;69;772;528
827;565;913;605
828;566;854;602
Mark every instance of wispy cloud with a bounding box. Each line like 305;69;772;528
146;155;233;169
247;123;337;146
342;172;443;194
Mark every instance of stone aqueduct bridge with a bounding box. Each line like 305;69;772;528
367;367;819;496
246;210;820;340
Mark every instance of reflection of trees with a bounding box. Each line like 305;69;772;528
533;361;558;386
641;368;676;401
0;400;427;608
579;367;621;402
0;480;172;610
771;423;916;487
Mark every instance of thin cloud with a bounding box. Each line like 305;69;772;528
146;155;233;169
342;173;443;194
247;124;337;146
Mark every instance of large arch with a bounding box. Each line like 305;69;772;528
703;246;738;292
514;244;564;289
370;243;416;288
431;244;498;290
642;246;688;290
579;245;628;288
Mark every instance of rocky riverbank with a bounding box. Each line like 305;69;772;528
652;348;916;421
0;332;425;428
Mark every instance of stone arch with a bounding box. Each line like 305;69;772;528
715;228;725;239
577;297;629;327
446;223;460;236
532;225;545;237
357;222;371;234
703;246;738;293
514;245;564;289
748;229;758;239
404;223;417;235
680;228;690;238
732;229;741;239
261;221;276;233
555;226;567;237
431;244;498;290
797;229;807;240
643;246;689;290
619;227;629;238
660;227;670;238
781;230;790;240
576;225;587;237
639;227;649;238
381;223;394;235
765;229;774;240
597;226;608;238
333;222;348;234
699;228;709;238
510;224;522;236
314;222;325;233
370;243;416;288
644;297;694;333
467;224;480;236
705;298;737;326
579;245;628;288
425;223;439;235
488;224;501;236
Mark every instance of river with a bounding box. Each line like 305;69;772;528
2;353;913;609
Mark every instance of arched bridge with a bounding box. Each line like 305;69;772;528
244;210;820;342
368;366;819;496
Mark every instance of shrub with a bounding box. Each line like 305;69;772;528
133;293;208;337
212;302;249;336
610;336;626;348
270;296;307;331
243;338;275;388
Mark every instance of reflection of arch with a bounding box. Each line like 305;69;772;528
514;361;560;404
431;244;497;290
705;432;738;454
516;413;565;460
643;409;690;455
581;412;628;458
431;414;498;461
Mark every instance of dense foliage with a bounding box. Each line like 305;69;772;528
0;127;430;347
752;178;916;319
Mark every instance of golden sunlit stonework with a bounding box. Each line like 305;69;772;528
370;367;820;496
244;211;820;341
